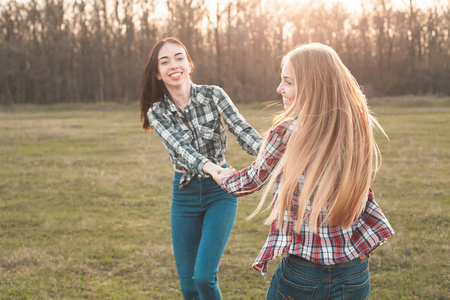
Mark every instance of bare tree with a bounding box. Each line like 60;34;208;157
1;0;449;105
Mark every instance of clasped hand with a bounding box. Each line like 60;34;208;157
211;166;237;184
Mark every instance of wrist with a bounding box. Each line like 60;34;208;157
202;161;218;175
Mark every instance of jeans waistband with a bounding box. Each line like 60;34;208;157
286;253;368;268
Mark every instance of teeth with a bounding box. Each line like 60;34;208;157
170;73;182;77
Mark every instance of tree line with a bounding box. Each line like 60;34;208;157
1;0;449;106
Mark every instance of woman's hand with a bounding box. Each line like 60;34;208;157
202;161;237;184
212;167;236;184
219;166;237;177
202;161;221;177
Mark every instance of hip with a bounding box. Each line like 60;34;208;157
283;254;369;281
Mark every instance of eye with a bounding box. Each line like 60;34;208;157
177;57;184;61
160;61;168;65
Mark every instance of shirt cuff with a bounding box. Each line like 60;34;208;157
196;158;210;174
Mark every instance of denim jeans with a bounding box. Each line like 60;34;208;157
266;254;370;300
171;171;238;300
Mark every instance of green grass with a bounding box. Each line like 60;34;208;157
0;96;449;299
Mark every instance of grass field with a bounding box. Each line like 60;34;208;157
0;97;449;299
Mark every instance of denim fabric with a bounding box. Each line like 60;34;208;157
171;170;238;300
266;254;370;300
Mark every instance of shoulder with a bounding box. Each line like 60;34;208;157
147;99;170;121
193;83;223;92
193;84;228;105
264;119;296;150
149;100;165;111
148;101;162;114
270;119;296;139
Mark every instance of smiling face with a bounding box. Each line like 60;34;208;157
277;58;296;110
156;42;192;89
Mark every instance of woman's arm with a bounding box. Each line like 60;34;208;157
202;161;235;177
218;120;293;197
214;87;262;156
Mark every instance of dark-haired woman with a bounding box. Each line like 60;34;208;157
140;37;262;300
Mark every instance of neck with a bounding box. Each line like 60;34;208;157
167;82;191;111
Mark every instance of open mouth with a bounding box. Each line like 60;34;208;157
169;72;182;78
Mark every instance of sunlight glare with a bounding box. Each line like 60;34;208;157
207;0;443;15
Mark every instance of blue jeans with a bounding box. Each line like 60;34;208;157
267;254;370;300
171;171;238;300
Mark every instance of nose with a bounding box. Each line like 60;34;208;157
169;60;179;69
277;82;283;95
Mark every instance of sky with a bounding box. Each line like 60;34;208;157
1;0;445;19
206;0;444;13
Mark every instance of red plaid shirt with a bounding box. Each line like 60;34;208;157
220;119;394;275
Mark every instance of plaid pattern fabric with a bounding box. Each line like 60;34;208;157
220;119;394;275
148;83;262;188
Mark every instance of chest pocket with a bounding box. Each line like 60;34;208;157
178;120;194;143
199;119;221;140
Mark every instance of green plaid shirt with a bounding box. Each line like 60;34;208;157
148;83;262;188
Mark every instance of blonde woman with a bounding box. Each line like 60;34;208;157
214;43;394;300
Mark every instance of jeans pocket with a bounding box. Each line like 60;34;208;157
342;276;370;300
276;274;317;300
172;172;183;189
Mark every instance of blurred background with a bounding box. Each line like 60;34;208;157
1;0;449;106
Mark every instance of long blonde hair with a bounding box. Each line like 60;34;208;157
252;43;385;233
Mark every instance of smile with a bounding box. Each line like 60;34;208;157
169;72;182;78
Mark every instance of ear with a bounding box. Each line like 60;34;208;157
156;73;162;80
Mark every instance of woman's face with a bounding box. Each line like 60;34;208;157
276;58;296;110
156;42;191;89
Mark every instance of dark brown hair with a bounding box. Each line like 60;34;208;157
140;37;194;131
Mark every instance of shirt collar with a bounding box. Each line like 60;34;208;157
188;83;209;106
163;82;205;113
163;95;179;114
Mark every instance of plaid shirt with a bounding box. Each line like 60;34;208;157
148;83;262;188
220;119;394;275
